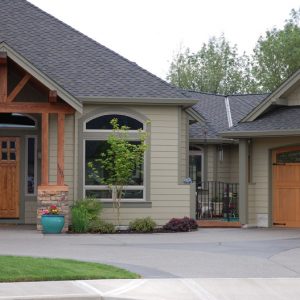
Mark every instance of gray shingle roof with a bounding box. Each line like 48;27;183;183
224;106;300;134
0;0;188;100
182;90;269;140
228;94;270;126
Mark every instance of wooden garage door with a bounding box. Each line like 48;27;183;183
273;146;300;227
0;137;20;218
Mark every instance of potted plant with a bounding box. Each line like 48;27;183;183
41;205;65;234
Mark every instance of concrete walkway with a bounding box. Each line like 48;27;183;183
0;278;300;299
1;226;300;278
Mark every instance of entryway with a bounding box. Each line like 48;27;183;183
273;146;300;227
0;137;20;218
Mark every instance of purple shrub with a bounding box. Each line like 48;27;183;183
163;217;198;232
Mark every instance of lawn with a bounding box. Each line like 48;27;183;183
0;256;139;282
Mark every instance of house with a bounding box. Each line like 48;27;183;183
222;70;300;228
0;0;198;230
185;91;268;186
1;1;299;231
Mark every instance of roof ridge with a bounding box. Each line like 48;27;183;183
227;92;270;97
25;0;187;99
181;89;225;97
181;88;271;98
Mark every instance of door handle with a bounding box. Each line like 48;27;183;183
273;222;286;226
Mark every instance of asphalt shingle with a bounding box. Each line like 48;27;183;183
225;106;300;133
183;90;269;140
0;0;188;100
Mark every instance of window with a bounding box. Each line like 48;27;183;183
0;113;36;128
25;136;37;195
83;113;145;201
85;114;143;131
277;150;300;163
189;149;203;186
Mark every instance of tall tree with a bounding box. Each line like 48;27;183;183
252;9;300;92
167;35;251;95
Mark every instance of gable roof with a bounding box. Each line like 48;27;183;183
242;69;300;122
182;90;268;141
222;106;300;137
0;0;190;102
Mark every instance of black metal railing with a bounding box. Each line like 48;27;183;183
196;181;239;221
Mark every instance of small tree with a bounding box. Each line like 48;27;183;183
87;118;148;225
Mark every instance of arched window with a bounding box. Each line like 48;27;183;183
85;114;143;131
83;112;146;201
0;113;36;128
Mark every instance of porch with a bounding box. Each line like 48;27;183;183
196;181;241;228
0;50;77;231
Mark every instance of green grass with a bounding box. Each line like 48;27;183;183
0;256;139;282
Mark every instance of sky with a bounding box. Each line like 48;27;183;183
28;0;300;80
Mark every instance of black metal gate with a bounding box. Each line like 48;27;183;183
196;181;239;221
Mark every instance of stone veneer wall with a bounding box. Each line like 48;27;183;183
37;186;69;232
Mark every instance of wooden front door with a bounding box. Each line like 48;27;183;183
0;137;20;218
273;146;300;227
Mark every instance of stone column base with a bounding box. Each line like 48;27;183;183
37;185;69;232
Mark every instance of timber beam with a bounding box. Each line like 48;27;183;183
0;52;7;103
0;102;75;114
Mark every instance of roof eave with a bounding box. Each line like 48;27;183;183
79;96;198;107
190;138;237;144
221;129;300;138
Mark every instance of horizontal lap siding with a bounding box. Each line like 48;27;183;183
205;144;238;183
249;137;300;226
81;105;191;225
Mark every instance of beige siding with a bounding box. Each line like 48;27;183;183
286;84;300;106
79;104;191;225
24;201;37;224
179;109;189;182
206;145;216;181
248;137;300;226
205;144;238;183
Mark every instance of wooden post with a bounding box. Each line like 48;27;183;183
41;112;49;185
57;113;65;185
0;52;7;103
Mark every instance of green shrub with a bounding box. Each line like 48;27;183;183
89;220;116;234
71;198;102;233
129;217;156;233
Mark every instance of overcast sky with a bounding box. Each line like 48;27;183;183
29;0;299;80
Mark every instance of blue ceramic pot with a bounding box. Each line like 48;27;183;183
41;215;65;234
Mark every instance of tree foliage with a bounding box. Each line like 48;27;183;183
167;8;300;94
87;118;148;225
167;35;251;94
251;8;300;92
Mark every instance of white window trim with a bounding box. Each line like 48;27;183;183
189;149;204;185
83;112;144;133
25;135;37;197
83;138;146;202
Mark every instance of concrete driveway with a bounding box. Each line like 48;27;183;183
1;226;300;278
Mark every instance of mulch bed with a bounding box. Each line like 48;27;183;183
67;228;198;234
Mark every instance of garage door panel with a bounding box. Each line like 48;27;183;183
273;147;300;228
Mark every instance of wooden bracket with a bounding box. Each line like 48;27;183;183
7;73;31;102
48;90;57;103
